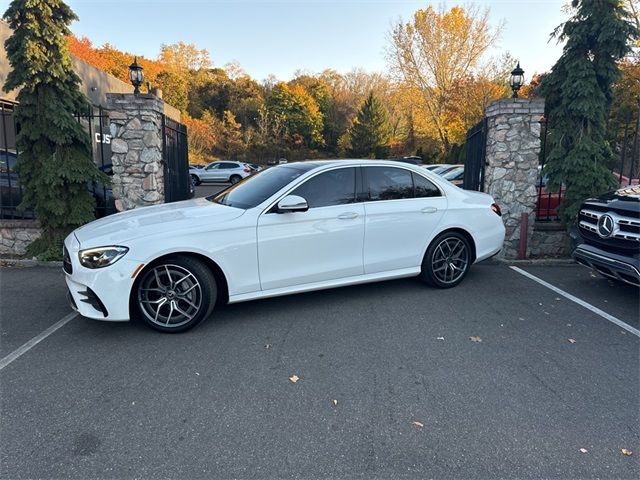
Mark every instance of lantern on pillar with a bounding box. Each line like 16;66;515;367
510;62;525;98
128;57;144;95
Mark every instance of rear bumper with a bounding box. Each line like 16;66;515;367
572;243;640;287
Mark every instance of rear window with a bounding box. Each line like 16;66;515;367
210;165;315;209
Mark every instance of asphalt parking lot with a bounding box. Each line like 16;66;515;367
1;262;638;479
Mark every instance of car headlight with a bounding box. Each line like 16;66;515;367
79;246;129;269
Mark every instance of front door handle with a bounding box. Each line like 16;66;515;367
421;206;438;214
338;212;359;220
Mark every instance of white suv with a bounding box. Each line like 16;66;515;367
190;161;252;185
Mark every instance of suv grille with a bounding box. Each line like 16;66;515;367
579;206;640;254
63;246;73;274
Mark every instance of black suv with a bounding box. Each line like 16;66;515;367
571;186;640;286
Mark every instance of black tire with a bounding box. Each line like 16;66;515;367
134;256;217;333
191;174;201;186
419;231;472;288
230;174;242;184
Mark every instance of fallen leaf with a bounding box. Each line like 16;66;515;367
332;399;338;406
195;372;200;376
470;336;482;343
289;374;299;383
555;297;561;301
518;317;525;321
621;331;626;335
566;323;572;327
568;338;577;344
580;448;588;453
265;344;271;349
436;336;445;341
621;448;632;456
412;421;424;428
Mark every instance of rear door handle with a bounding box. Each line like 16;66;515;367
421;207;438;214
338;212;359;220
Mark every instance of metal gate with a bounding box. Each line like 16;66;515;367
76;105;114;218
162;114;190;203
1;102;114;219
463;119;487;192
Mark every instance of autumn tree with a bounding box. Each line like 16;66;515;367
183;112;217;165
388;5;503;155
349;91;392;158
540;0;638;223
266;82;324;147
3;0;105;259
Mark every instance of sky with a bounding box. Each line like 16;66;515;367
3;0;570;82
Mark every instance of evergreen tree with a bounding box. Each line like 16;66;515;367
540;0;638;224
3;0;105;259
349;91;392;158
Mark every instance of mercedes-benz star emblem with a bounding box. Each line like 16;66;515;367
597;214;614;238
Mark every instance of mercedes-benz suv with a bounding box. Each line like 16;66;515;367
571;186;640;286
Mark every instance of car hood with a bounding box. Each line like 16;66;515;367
73;197;245;247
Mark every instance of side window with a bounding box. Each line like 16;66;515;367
366;167;413;201
291;168;356;208
221;162;237;169
413;173;441;198
206;163;219;170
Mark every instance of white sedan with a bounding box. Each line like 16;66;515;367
64;160;505;333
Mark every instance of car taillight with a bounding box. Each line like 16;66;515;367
491;203;502;216
244;167;251;173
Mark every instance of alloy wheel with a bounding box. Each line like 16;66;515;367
137;264;203;329
430;237;469;285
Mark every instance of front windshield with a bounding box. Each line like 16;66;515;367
209;164;316;209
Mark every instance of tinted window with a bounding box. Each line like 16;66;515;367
366;167;413;201
291;168;356;208
0;152;17;173
413;173;441;198
205;163;220;170
220;162;238;169
211;165;315;209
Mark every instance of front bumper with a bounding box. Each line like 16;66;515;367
64;234;139;321
572;242;640;287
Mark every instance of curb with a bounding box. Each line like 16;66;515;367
0;258;63;268
491;257;575;266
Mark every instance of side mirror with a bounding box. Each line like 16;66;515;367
277;195;308;213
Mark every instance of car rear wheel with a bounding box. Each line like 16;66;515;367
191;174;201;186
420;231;471;288
134;256;216;333
229;174;242;184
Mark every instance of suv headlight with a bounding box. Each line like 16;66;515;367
79;246;129;269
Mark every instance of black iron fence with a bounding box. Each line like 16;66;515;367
0;101;32;219
463;119;487;192
162;114;190;203
536;117;639;222
1;103;114;220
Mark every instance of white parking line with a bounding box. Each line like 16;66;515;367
0;312;78;372
510;266;640;338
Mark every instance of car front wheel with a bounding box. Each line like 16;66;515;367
191;174;201;186
420;231;471;288
134;256;216;333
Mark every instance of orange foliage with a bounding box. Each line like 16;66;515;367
67;35;166;90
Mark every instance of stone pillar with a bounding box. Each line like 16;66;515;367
484;98;545;259
106;93;164;211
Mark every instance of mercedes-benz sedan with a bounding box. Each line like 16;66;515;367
64;160;505;333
